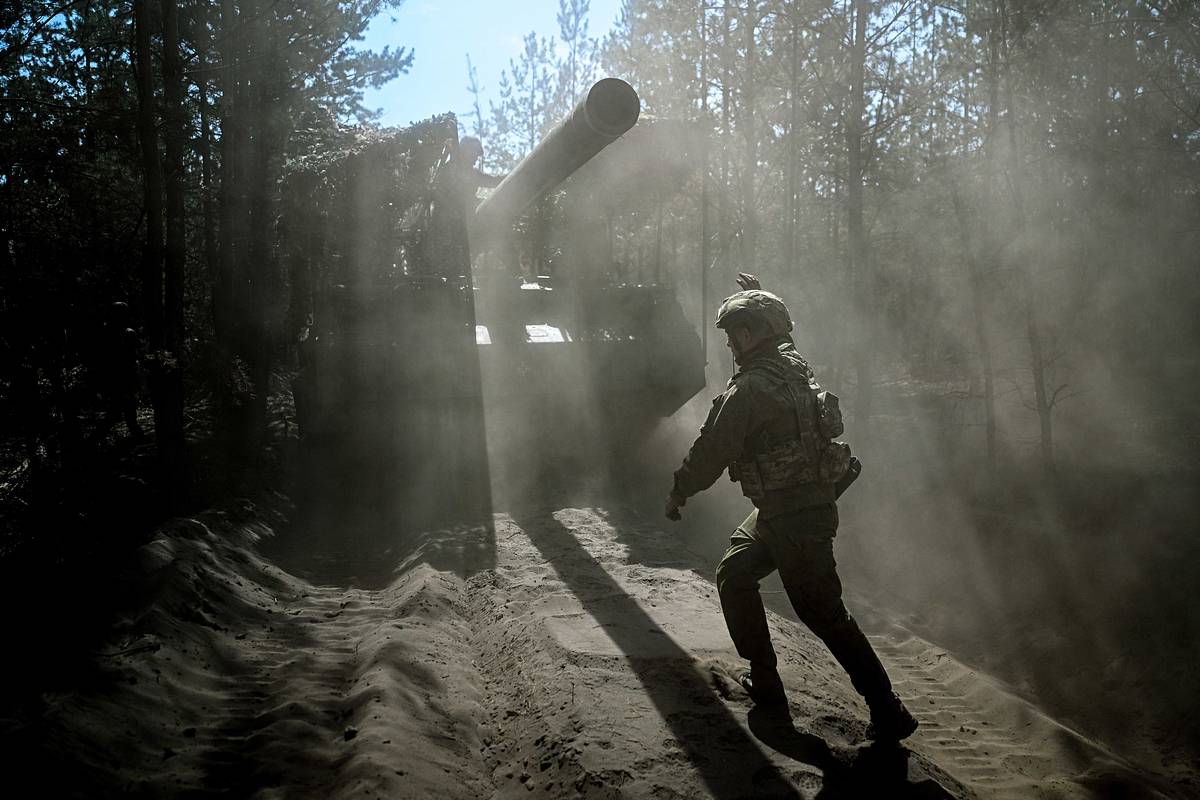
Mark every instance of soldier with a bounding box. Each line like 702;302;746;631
665;274;918;742
457;136;504;204
458;136;512;277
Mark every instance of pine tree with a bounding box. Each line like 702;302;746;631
554;0;598;115
489;31;556;167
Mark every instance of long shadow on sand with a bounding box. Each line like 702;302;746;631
512;509;801;797
746;707;956;799
513;509;959;799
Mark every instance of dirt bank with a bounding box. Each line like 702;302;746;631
1;500;1186;798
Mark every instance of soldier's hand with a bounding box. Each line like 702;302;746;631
736;272;761;291
665;492;685;522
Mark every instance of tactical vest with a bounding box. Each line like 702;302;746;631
728;350;852;500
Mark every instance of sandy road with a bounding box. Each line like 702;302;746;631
11;503;1187;799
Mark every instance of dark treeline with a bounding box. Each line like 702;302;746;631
1;0;411;520
5;0;1196;514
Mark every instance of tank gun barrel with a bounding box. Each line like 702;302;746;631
472;78;639;243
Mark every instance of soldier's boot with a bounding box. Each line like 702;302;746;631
737;664;787;707
866;691;918;742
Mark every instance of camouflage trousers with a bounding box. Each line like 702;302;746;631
715;503;893;704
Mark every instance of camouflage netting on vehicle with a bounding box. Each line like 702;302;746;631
281;115;469;296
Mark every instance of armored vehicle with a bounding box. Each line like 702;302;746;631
292;79;704;527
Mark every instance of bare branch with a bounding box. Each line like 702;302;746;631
0;0;89;66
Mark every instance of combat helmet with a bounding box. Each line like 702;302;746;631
714;290;793;337
459;136;484;158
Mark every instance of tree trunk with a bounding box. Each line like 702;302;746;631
198;11;219;320
284;175;317;360
132;0;163;349
243;4;278;444
697;0;711;363
216;0;257;465
785;6;801;272
846;0;874;435
156;0;188;507
216;0;241;356
654;199;663;284
161;0;184;354
739;0;758;273
949;183;996;468
827;175;843;385
719;1;733;283
997;0;1054;476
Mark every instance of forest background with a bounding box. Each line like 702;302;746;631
1;0;1198;783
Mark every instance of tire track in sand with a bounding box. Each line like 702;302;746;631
869;632;1179;800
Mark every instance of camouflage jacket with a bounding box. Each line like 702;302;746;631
672;339;837;517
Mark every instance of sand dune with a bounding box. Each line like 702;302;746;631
4;501;1189;798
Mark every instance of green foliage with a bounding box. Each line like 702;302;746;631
473;0;604;171
488;31;557;168
0;0;415;487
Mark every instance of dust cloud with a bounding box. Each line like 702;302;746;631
614;125;1200;781
298;53;1199;785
